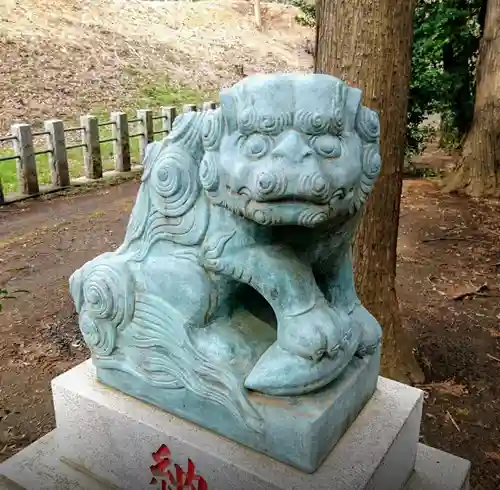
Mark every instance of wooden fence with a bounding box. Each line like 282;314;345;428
0;101;218;204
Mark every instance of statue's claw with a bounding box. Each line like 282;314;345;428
245;327;360;396
278;320;328;361
351;305;382;358
278;303;352;362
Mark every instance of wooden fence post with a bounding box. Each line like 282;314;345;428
137;109;154;162
254;0;262;28
81;115;102;179
183;104;198;113
45;119;70;187
161;106;177;135
111;112;131;172
11;123;39;195
202;101;217;111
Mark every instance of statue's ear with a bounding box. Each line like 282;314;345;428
219;90;238;133
344;87;363;132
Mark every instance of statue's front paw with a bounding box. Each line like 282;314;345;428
278;302;354;361
351;304;382;357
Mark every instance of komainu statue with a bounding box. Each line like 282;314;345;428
69;73;383;473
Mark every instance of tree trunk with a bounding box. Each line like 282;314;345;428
444;0;500;197
315;0;424;384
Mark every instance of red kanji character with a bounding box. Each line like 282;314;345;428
150;445;208;490
167;459;208;490
150;444;172;486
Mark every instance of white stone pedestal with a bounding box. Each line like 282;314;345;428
0;360;471;490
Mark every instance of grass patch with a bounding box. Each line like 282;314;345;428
0;79;215;195
0;146;109;195
0;140;125;195
140;80;214;107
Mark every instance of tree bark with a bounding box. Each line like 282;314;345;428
444;0;500;197
315;0;424;384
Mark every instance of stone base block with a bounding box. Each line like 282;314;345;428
95;347;380;473
406;444;470;490
0;432;470;490
48;359;424;490
0;431;113;490
0;359;471;490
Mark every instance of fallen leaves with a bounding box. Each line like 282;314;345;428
485;451;500;462
444;282;490;301
416;380;468;397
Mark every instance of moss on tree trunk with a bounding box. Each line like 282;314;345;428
314;0;424;384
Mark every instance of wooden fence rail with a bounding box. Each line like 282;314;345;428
0;102;218;204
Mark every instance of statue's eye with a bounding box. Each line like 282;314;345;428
242;134;271;159
312;135;342;158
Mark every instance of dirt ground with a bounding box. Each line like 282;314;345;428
0;155;499;489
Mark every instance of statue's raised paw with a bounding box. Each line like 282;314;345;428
278;302;354;361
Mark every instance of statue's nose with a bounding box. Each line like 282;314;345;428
271;131;313;164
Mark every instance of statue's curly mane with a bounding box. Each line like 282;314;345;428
118;111;212;257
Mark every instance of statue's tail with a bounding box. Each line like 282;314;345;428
95;292;264;433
